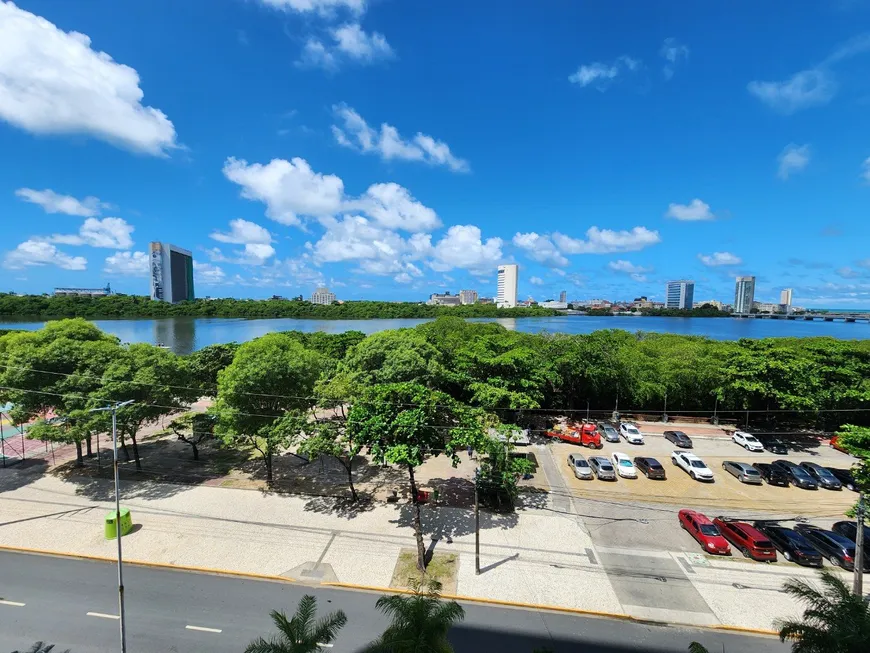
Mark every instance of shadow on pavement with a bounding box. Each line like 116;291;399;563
0;458;49;493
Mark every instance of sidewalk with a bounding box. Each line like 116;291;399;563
0;467;829;632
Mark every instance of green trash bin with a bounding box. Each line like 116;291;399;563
105;508;133;540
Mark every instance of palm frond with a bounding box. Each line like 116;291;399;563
312;610;348;645
293;595;318;636
687;643;709;653
244;636;291;653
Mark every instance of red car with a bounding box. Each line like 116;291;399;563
829;436;850;455
712;518;777;562
679;509;731;555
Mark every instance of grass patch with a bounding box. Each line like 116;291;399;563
390;548;458;594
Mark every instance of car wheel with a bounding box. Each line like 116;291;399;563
847;483;855;491
783;551;793;561
690;472;696;480
744;444;750;450
830;555;842;568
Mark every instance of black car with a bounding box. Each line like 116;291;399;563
826;467;859;492
753;462;790;487
753;522;823;567
771;460;818;489
799;462;842;490
634;456;666;479
794;524;869;571
757;436;788;455
832;521;870;544
664;430;693;448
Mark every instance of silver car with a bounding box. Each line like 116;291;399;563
598;423;620;443
567;453;593;480
722;461;763;485
589;456;617;480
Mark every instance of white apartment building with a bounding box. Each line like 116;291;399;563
665;280;695;309
734;276;755;314
780;288;793;306
496;264;518;308
310;287;336;305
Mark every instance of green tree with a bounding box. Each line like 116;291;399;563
168;412;215;461
364;580;465;653
298;420;362;501
776;569;870;652
185;343;239;395
833;424;870;491
245;594;347;653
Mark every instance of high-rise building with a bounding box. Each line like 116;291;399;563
665;280;695;309
150;242;194;303
734;276;756;314
559;290;567;303
780;288;793;306
310;287;336;305
496;264;518;308
459;289;478;305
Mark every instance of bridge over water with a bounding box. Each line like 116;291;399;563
732;312;870;323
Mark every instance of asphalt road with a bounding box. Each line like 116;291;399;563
0;551;789;653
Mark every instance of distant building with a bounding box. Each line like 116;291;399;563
696;299;725;310
310;287;336;305
539;300;568;309
459;289;478;305
427;292;461;306
478;297;494;305
54;284;112;297
734;276;756;313
780;288;793;306
559;290;567;303
632;296;655;309
753;301;781;314
150;242;194;303
666;280;695;309
496;264;518;308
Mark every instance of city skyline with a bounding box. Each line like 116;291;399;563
1;2;870;306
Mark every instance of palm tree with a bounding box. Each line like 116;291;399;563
776;569;870;652
11;644;70;653
245;594;347;653
687;643;710;653
365;579;465;653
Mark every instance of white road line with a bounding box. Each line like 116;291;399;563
86;612;120;620
0;600;26;607
186;625;222;634
317;644;334;648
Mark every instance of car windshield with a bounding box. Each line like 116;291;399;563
744;469;760;475
600;462;613;470
744;435;759;442
618;459;632;467
625;426;639;434
690;460;707;468
780;530;807;544
791;467;812;479
649;461;662;468
754;540;774;548
699;525;720;536
814;468;836;479
575;459;589;468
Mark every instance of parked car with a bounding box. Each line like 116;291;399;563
799;462;842;490
713;518;777;562
598;423;621;443
826;467;859;492
664;430;693;448
619;422;644;445
832;521;870;544
752;522;823;567
829;435;850;454
753;463;790;487
634;456;666;479
732;430;764;452
771;460;818;489
611;452;637;478
544;423;602;449
721;461;763;485
567;453;593;480
588;456;616;480
672;451;714;481
757;436;788;455
678;509;731;555
794;524;869;571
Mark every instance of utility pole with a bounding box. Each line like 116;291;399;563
474;468;480;575
662;390;668;424
90;400;134;653
854;493;865;598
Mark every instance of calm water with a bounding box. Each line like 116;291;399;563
1;315;868;354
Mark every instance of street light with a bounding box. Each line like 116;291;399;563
90;399;134;653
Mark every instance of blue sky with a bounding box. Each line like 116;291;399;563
1;0;870;307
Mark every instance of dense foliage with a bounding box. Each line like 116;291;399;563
0;293;558;319
638;306;731;317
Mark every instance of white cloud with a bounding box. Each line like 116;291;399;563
665;198;714;221
311;215;415;264
568;55;639;89
553;226;661;254
258;0;365;14
861;157;870;184
698;251;742;267
607;259;650;282
660;38;688;80
15;188;103;217
529;276;544;286
297;24;393;70
0;1;177;155
103;250;148;276
332;105;469;172
394;271;413;284
48;217;134;249
298;38;338;70
430;225;503;273
748;69;836;114
4;239;87;270
512;232;569;267
210;218;272;245
777;144;811;180
223;157;344;226
355;183;441;232
193;262;227;285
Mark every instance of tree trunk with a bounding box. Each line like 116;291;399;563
264;451;273;483
74;440;83;467
191;442;199;461
345;460;358;502
407;464;427;571
120;437;131;461
130;432;142;471
85;435;93;457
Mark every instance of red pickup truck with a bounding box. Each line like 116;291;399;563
544;422;602;449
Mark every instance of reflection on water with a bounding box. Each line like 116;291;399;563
0;315;867;354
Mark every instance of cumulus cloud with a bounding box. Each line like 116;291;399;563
311;215;420;264
568;55;640;89
194;261;227;285
298;24;393;69
777;144;811;179
15;188;104;217
353;183;441;232
332;105;469;172
607;259;650;282
258;0;365;14
104;250;148;276
430;225;503;274
861;157;870;184
512;232;569;267
748;69;836;114
553;226;661;254
666;199;714;221
0;1;177;155
698;251;742;267
48;217;134;249
210;218;273;245
660;38;689;79
529;276;544;286
4;239;87;270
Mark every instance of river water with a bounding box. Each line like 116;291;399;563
1;315;868;354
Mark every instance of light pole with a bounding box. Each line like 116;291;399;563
854;493;865;598
90;400;134;653
474;467;480;575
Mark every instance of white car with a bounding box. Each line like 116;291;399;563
611;452;637;478
567;453;593;480
671;451;714;481
732;430;763;452
619;423;644;444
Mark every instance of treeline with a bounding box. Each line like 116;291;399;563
0;294;559;320
638;306;731;317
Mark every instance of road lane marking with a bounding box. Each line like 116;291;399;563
86;612;120;620
186;625;222;633
317;644;334;648
0;600;26;607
